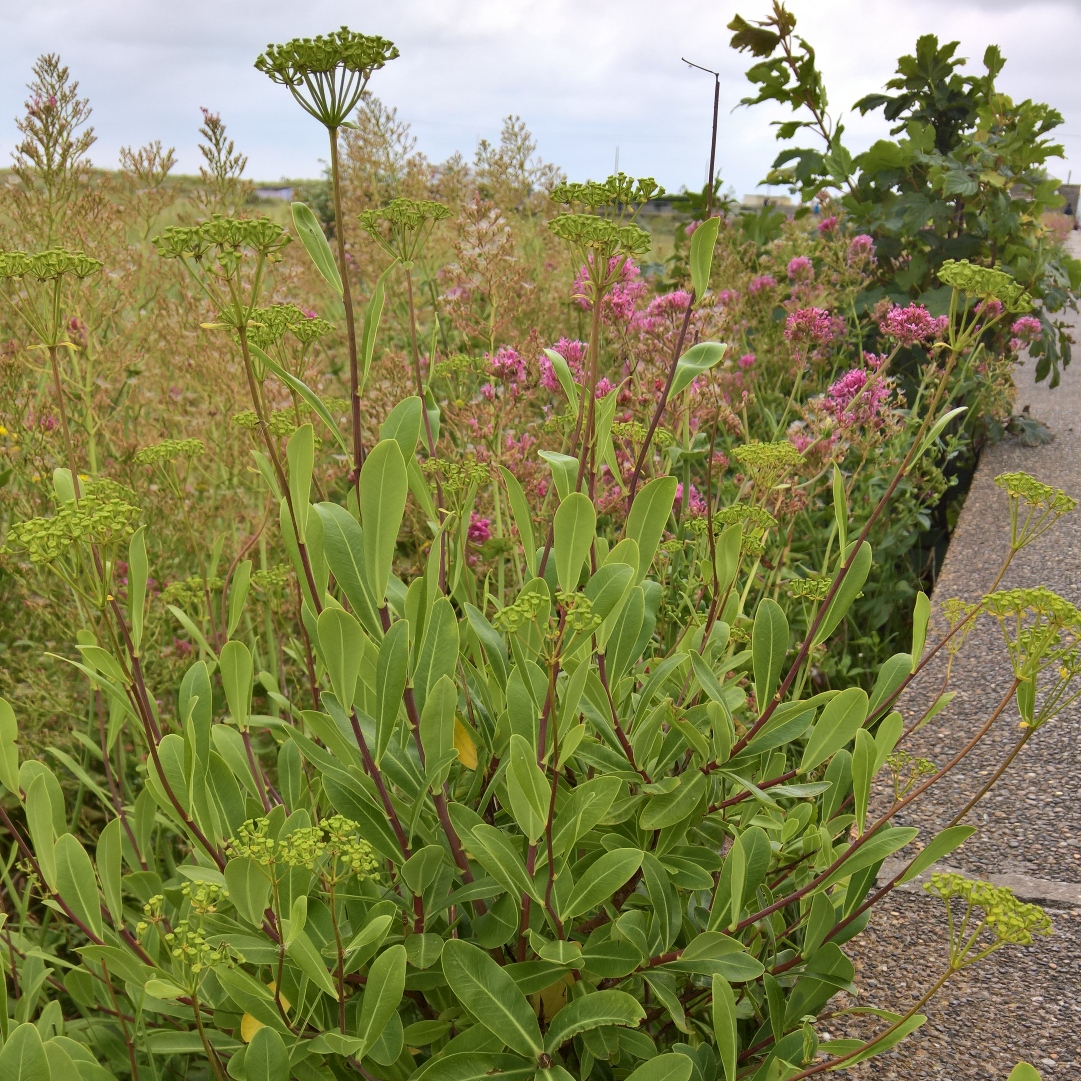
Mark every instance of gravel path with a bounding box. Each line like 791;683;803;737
835;244;1081;1077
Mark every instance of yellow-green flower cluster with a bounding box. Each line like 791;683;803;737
161;575;223;610
0;248;102;281
556;591;602;634
181;880;228;916
164;920;233;974
255;28;398;83
228;815;377;877
937;259;1033;313
493;589;549;632
715;503;778;556
425;455;491;495
252;565;291;601
925;872;1052;962
732;441;803;490
788;577;833;601
5;482;140;563
551;175;662;211
887;749;937;799
155;216;290;263
547;214;651;258
611;420;648;444
233;409;299;438
433;354;488;380
247;303;333;350
995;471;1077;550
323;814;380;877
359;198;450;263
134;438;205;467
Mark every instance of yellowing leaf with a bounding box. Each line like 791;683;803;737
454;719;478;770
241;1013;264;1042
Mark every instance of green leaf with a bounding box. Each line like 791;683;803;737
356;944;407;1052
246;1027;289;1081
381;396;423;462
543;348;580;412
627;476;678;583
813;542;872;646
227;559;252;639
95;818;123;925
543;989;645;1053
1007;1065;1044;1081
553;492;596;594
25;774;57;887
219;640;253;729
752;599;788;709
710;968;742;1067
913;406;967;467
911;592;931;672
420;675;457;786
507;734;548;843
832;464;847;557
898;826;977;884
500;466;536;576
291;201;342;295
851;728;875;835
640;771;706;830
286;424;315;541
538;451;579;502
690;214;721;298
624;1054;695;1081
317;502;380;636
0;1023;50;1081
670;342;726;398
799;687;868;773
828;1014;925;1065
54;834;102;940
375;620;408;764
224;856;271;926
360;439;408;604
287;928;338;997
0;697;20;793
361;263;396;388
441;940;543;1058
562;849;644;919
413;1054;533;1081
820;827;920;889
469;824;542;904
316;607;363;708
252;345;348;454
128;526;148;654
713;522;741;595
641;853;679;953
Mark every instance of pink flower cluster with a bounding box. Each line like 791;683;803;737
738;353;756;370
1011;316;1042;342
880;303;948;347
847;235;875;265
674;482;708;517
490;345;526;383
468;513;491;545
816;215;838;234
573;257;646;322
825;356;891;429
784;307;837;347
631;290;692;334
539;338;587;390
787;256;814;282
748;274;776;295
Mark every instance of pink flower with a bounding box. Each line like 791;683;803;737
1010;316;1042;342
481;383;496;401
539;339;587;390
847;235;876;265
490;345;525;383
784;307;836;346
817;215;838;234
40;415;58;431
631;291;692;334
738;353;756;370
717;289;739;307
787;256;814;282
595;377;613;398
573;257;646;321
978;299;1003;320
880;303;947;347
468;514;491;544
1008;337;1023;353
674;482;708;517
749;274;776;295
684;219;702;236
824;361;891;429
300;307;317;319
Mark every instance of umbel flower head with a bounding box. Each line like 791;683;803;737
255;28;399;129
133;438;205;468
551;174;662;212
732;441;803;493
0;248;102;282
995;470;1077;550
938;259;1033;313
155;215;291;264
247;303;333;351
359;198;450;264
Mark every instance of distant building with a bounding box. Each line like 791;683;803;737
254;186;294;201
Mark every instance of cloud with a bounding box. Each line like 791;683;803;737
2;0;1080;196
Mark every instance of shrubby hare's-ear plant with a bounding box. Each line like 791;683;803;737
0;28;1076;1081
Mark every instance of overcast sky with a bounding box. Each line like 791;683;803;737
2;0;1080;200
